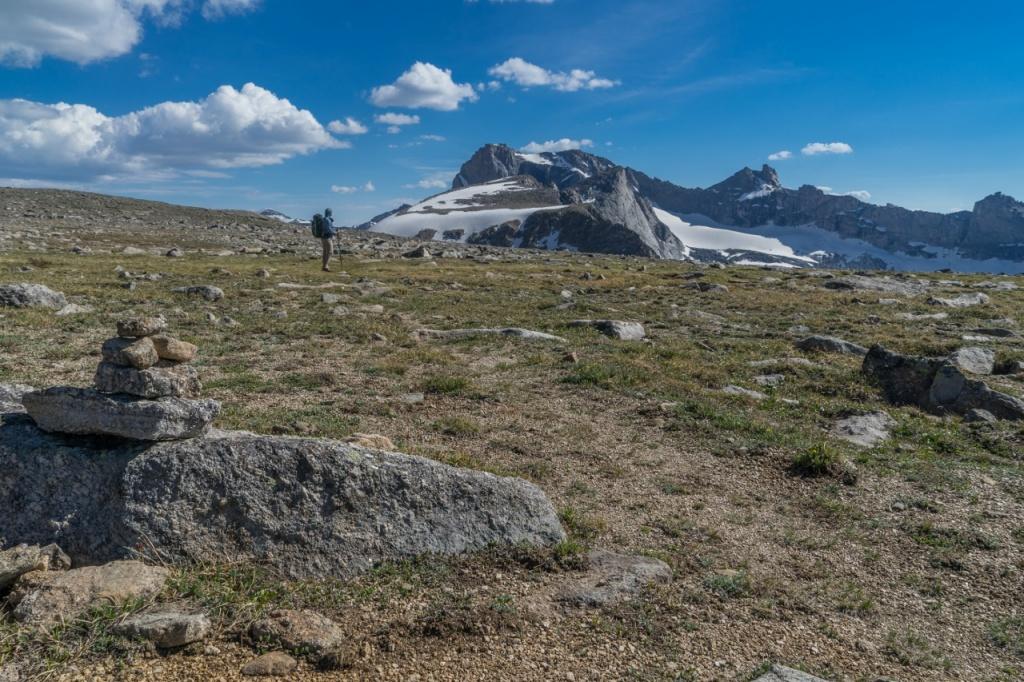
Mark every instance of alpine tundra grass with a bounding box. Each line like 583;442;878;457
2;214;1024;680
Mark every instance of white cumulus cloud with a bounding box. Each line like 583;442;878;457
521;138;594;153
370;62;477;111
327;117;368;135
0;0;259;67
331;181;375;194
0;83;344;182
801;142;853;156
489;58;618;92
768;150;792;161
375;113;420;126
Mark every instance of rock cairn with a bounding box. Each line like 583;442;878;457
23;316;220;441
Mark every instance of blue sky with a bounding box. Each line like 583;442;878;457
1;0;1022;224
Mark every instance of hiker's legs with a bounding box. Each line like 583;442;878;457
321;237;332;271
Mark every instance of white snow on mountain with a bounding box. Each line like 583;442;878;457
515;152;553;166
369;180;561;240
653;208;813;263
655;207;1024;274
260;209;310;225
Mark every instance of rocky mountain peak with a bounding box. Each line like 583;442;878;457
709;165;782;198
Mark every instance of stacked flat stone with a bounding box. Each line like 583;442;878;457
23;317;220;441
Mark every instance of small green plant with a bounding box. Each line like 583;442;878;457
989;616;1024;658
422;374;472;395
791;443;841;477
704;570;751;599
432;416;480;436
884;629;951;670
558;506;606;543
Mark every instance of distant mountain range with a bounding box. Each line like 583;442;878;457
260;209;309;226
358;143;1024;273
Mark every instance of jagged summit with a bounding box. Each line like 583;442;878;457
364;143;1024;272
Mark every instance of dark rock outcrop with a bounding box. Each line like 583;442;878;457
862;345;1024;420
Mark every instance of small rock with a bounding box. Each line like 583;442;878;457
150;335;198;363
13;560;169;627
55;303;93;317
722;385;767;400
241;652;297;677
557;550;672;607
948;347;995;375
965;408;997;424
120;337;160;370
0;283;67;310
570;320;645;341
321;293;341;305
753;664;829;682
403;245;432;259
831;412;894;448
249;609;345;657
795;335;867;356
174;285;224;302
114;607;211;648
0;544;70;591
754;374;785;387
344;434;395;450
117;316;168;338
927;293;990;308
165;248;185;258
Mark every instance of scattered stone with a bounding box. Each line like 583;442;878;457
748;358;816;369
241;652;297;677
557;550;672;607
754;374;785;387
0;283;67;309
345;433;396;450
971;327;1018;338
0;383;34;413
898;312;948;321
116;316;167;338
831;412;894;448
753;664;829;682
256;268;271;279
965;408;997;424
795;335;867;356
0;429;565;579
113;607;211;648
94;361;201;399
0;544;70;591
249;609;345;657
122;246;147;256
927;293;989;308
321;293;341;304
722;385;767;400
863;345;1024;420
55;303;93;317
23;387;220;440
173;285;224;302
416;328;567;342
165;247;185;258
948;347;995;375
13;560;169;627
823;275;927;295
570;320;645;341
150;335;198;362
403;245;432;259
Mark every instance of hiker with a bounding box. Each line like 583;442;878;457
312;208;337;272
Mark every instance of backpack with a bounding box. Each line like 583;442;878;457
311;213;325;238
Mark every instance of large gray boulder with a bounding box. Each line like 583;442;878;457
22;387;220;440
863;345;1024;420
0;283;66;309
0;421;565;579
753;665;829;682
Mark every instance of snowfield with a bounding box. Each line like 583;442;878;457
369;181;561;240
